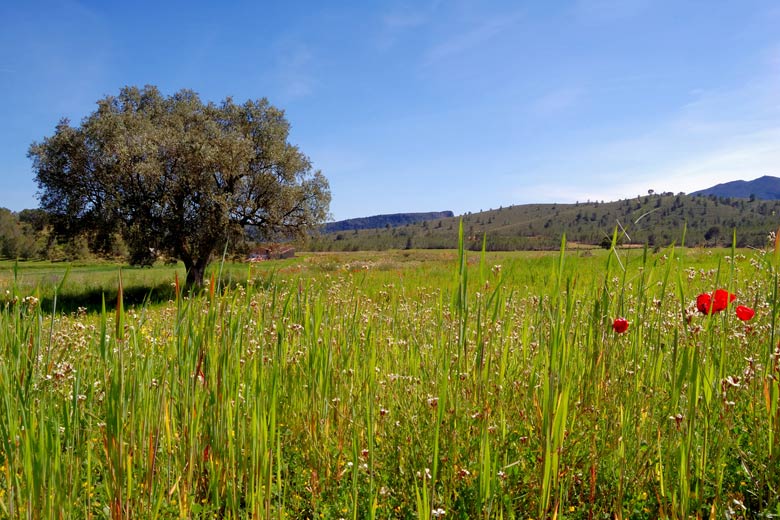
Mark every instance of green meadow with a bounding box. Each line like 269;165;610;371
1;239;780;518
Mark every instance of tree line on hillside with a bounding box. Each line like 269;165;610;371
0;207;53;260
0;206;251;262
309;193;780;252
1;203;323;264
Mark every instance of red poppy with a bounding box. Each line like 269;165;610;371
712;289;736;313
696;289;736;315
735;305;755;321
696;293;712;314
612;317;629;334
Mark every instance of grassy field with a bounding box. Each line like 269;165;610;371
1;240;780;518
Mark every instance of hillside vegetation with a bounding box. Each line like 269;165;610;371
310;193;780;251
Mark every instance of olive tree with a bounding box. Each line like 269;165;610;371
29;85;330;286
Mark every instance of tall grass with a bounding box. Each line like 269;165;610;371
1;236;779;518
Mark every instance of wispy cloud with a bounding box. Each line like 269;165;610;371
508;51;780;204
273;41;317;101
572;0;650;23
383;10;427;30
764;42;780;82
375;5;431;50
599;107;779;199
530;87;584;116
422;11;523;66
633;129;780;195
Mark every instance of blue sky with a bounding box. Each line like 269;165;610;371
1;0;779;221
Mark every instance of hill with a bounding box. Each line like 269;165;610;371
322;211;454;233
309;193;780;252
690;175;780;199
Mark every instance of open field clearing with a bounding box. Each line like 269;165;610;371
1;242;780;518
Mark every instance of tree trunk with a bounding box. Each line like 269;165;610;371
184;257;209;288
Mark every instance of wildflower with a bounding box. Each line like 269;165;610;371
696;293;712;314
735;305;755;321
696;289;736;314
457;468;471;479
712;289;736;312
612;317;629;334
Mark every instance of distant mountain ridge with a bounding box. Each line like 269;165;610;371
690;175;780;199
322;211;454;233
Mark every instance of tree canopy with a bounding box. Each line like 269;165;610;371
29;85;330;286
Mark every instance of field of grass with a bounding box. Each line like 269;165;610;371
1;238;780;518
